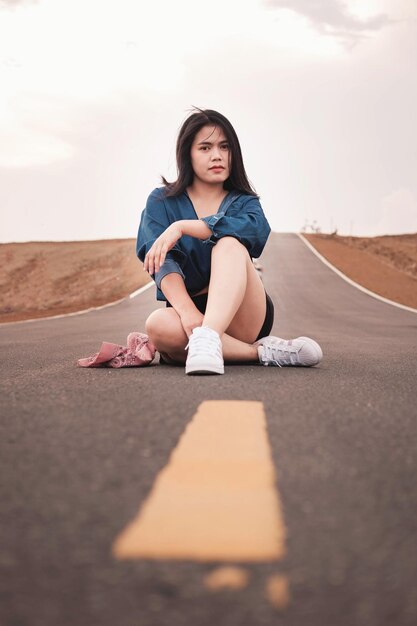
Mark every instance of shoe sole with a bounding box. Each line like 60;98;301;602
185;363;224;375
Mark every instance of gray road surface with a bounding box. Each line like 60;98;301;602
1;233;416;626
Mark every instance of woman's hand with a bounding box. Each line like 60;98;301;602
144;223;183;275
179;307;205;338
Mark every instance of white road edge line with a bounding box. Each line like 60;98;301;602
1;280;154;326
129;281;153;299
297;233;417;315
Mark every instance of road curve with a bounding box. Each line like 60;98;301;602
1;233;416;626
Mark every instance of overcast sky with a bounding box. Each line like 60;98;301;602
1;0;416;242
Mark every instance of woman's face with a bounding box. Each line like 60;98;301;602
189;125;231;186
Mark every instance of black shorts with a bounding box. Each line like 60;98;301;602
166;290;274;342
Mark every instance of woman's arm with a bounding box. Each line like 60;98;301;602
144;220;210;338
159;272;204;337
199;197;271;258
137;190;187;286
144;220;211;274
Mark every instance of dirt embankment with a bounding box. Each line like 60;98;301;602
0;239;151;323
303;233;417;309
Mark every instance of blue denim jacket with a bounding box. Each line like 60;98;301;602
136;187;271;301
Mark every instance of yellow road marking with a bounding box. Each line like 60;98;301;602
265;574;290;610
113;400;286;562
203;566;250;590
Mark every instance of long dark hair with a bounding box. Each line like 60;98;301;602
161;107;258;198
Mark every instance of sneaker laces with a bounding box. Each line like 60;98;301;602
185;327;222;357
261;340;301;367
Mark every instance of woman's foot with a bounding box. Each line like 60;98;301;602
185;326;224;375
255;336;323;367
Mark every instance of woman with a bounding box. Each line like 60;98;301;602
136;108;322;375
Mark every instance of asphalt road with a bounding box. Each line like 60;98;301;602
1;233;416;626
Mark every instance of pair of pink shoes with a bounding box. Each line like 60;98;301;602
77;332;156;368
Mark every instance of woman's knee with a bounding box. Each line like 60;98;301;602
212;236;247;256
145;308;186;349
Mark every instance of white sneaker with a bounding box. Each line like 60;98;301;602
185;326;224;375
255;336;323;367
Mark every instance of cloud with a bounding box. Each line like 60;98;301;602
0;0;38;7
264;0;392;48
0;124;74;168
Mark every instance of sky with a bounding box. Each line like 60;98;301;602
0;0;416;242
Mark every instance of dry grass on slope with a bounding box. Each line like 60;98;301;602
303;233;417;310
0;239;151;323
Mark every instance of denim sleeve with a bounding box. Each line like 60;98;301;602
200;197;271;258
153;258;185;290
136;189;186;288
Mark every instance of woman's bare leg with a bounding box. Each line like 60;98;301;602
204;236;267;342
146;309;259;363
146;308;187;363
146;236;269;364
